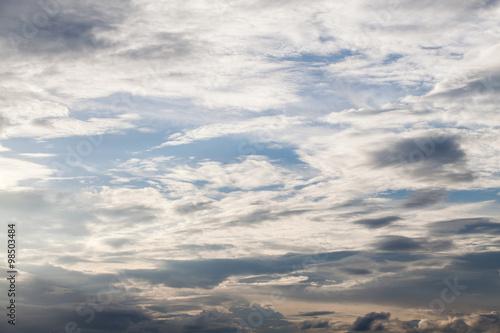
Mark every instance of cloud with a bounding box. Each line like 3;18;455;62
1;1;500;332
453;251;500;271
0;0;129;53
403;189;447;208
374;236;453;252
351;312;391;331
354;216;403;229
175;201;213;214
341;268;372;275
56;255;92;265
0;156;54;188
429;217;500;235
126;251;357;289
409;312;500;333
103;237;134;248
230;304;297;332
300;319;330;330
297;311;335;317
158;115;303;147
145;304;201;314
371;135;474;183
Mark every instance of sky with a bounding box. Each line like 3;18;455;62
0;0;500;332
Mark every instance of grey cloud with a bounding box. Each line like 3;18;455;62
120;32;195;61
1;0;129;55
300;319;329;330
374;136;465;167
453;251;500;271
427;71;500;101
341;267;372;275
96;204;160;226
275;209;314;217
229;208;315;226
375;236;422;251
403;189;447;208
125;251;357;289
177;243;235;252
354;216;402;229
228;209;274;226
146;304;202;314
371;135;474;183
176;201;213;214
374;236;453;252
0;190;92;240
237;274;282;284
79;307;152;332
406;312;500;333
298;250;500;310
334;311;500;333
230;304;297;332
4;303;155;333
351;312;390;331
429;217;500;235
56;255;92;264
104;237;134;248
169;310;237;333
0;114;10;134
6;258;500;332
13;264;128;305
297;311;335;317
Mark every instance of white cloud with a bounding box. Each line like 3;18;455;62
158;115;303;147
0;157;54;189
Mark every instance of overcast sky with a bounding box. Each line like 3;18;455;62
1;0;500;332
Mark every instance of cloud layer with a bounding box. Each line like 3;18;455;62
1;0;500;332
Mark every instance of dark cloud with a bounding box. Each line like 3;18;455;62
146;304;202;314
374;236;420;251
351;312;391;331
354;216;402;228
6;259;500;332
177;243;235;252
371;135;474;183
406;312;500;333
120;33;195;61
228;209;274;226
81;307;152;332
175;310;237;332
0;0;130;55
9;303;237;333
126;251;357;289
429;217;500;235
230;304;297;332
341;267;372;275
373;136;465;167
297;249;500;311
453;251;500;271
297;311;335;317
1;305;142;333
300;319;329;330
176;201;213;214
275;209;314;217
374;236;453;252
228;207;317;226
403;189;447;208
